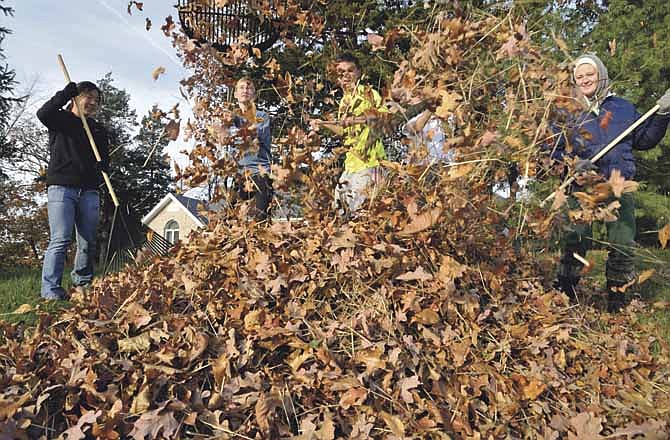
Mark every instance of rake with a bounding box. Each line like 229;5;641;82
57;55;173;274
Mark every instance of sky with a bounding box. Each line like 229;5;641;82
3;0;192;165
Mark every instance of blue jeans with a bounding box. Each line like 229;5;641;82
41;185;100;299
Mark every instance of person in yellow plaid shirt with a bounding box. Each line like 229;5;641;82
311;53;387;216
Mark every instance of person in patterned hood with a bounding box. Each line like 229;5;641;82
551;53;670;311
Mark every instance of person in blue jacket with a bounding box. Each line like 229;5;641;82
551;53;670;311
230;77;273;220
37;81;109;300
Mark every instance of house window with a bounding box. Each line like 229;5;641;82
164;220;180;244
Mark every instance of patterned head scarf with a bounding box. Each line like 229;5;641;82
573;53;610;111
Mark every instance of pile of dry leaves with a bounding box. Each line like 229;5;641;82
2;7;669;440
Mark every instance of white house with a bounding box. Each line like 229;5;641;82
141;193;207;244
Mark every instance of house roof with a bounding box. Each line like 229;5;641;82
141;193;208;228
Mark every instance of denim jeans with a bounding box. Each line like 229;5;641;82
41;185;100;299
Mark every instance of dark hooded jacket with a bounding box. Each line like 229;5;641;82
37;86;110;189
552;96;670;179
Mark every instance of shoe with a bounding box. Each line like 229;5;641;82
41;292;65;301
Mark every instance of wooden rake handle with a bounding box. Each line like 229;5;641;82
57;54;120;207
541;104;660;207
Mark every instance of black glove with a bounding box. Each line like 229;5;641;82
574;159;596;173
63;82;78;99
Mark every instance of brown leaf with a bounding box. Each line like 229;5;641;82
550;188;568;211
477;130;499;147
658;223;670;249
568;412;604;440
118;333;152;353
57;410;101;440
367;32;385;51
522;379;547;400
151;66;166;81
10;304;33;314
399;207;442;236
165;119;180;141
0;393;30;422
448;163;474;179
438;255;467;282
396;266;433;281
610;420;668;440
435;91;462;119
125;302;151;329
380;411;405;438
128;405;179;440
316;411;336;440
339;387;367;409
415;309;440;325
398;375;420;403
609;169;638;198
637;269;655;285
255;393;281;434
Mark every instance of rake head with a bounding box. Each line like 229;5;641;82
104;204;173;274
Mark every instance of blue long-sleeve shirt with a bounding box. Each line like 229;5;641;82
232;110;272;175
550;95;669;179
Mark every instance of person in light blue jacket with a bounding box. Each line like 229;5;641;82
231;77;273;220
551;53;670;311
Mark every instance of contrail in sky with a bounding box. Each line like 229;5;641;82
95;0;186;72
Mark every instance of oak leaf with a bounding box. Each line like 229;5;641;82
609;169;638;198
151;66;166;81
398;375;420;403
398;207;442;236
128;405;179;440
567;412;604;440
339;387;367;409
57;410;101;440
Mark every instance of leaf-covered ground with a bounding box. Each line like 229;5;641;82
2;6;670;440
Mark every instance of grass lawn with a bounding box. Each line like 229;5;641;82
579;247;670;339
1;248;669;337
0;266;71;325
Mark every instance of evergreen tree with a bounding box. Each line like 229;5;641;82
0;1;24;167
93;74;172;260
121;109;173;216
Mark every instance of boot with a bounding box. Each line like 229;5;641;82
606;279;632;313
554;276;580;302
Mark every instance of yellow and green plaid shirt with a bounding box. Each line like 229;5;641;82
338;85;387;173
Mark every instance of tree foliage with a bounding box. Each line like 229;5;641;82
0;0;24;166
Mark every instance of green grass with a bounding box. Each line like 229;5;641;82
0;266;71;325
582;247;670;340
1;248;669;337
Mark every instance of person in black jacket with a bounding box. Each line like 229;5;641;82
37;81;110;300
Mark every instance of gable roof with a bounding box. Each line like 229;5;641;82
141;193;207;228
